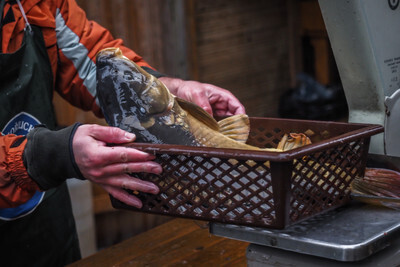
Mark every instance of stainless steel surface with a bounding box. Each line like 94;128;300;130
350;193;400;210
246;241;400;267
210;201;400;261
318;0;400;157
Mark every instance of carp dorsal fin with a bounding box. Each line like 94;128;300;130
218;114;250;143
175;97;220;131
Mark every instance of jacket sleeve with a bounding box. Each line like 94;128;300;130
0;134;40;208
54;0;164;117
0;124;84;208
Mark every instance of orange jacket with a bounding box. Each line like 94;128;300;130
0;0;155;208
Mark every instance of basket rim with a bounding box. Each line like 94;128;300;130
121;117;384;162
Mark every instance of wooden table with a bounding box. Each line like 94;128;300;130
69;218;249;266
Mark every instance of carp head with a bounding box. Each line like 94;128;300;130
96;48;174;132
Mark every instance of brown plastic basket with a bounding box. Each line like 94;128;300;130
110;117;383;229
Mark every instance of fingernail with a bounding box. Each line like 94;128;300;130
151;166;162;174
147;154;156;160
150;184;160;194
124;132;135;141
132;199;143;208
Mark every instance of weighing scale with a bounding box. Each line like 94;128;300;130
210;0;400;265
211;201;400;265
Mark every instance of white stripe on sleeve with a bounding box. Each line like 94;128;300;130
55;8;97;99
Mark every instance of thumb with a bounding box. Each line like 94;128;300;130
88;125;136;144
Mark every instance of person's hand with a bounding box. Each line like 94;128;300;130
72;124;161;208
159;77;246;117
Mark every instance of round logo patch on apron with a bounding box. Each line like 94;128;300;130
0;112;45;220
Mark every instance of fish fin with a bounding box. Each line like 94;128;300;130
218;114;250;143
175;97;220;131
277;133;311;151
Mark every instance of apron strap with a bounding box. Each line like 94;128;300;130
0;0;6;52
16;0;32;32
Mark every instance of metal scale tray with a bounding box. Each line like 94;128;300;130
210;201;400;262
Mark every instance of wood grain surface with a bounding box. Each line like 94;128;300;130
69;218;249;266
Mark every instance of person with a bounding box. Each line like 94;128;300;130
0;0;245;266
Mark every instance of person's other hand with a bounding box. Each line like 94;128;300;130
72;124;161;208
159;77;246;117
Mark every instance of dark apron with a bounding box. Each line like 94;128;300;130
0;1;81;265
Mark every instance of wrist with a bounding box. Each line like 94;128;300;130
23;123;84;190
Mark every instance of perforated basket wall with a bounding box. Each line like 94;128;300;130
111;117;383;229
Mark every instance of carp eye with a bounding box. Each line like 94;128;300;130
112;69;118;75
123;71;134;81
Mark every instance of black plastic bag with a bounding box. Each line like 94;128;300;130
279;73;348;121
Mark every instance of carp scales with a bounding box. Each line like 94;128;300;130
96;47;310;151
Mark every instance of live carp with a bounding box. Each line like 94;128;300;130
96;48;310;151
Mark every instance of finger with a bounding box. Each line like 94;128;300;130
214;109;234;117
87;124;136;144
79;145;155;168
103;185;143;208
228;101;246;115
190;90;213;115
100;175;160;194
210;95;246;116
199;102;213;116
89;161;162;177
93;146;157;166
